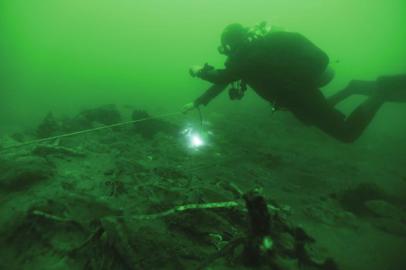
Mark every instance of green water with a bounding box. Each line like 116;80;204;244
0;1;405;270
1;0;405;129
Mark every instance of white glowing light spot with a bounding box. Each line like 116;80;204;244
182;125;207;149
191;134;204;148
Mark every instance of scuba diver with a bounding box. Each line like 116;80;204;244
183;22;406;143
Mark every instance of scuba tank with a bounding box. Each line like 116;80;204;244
246;21;285;42
247;21;271;42
224;22;284;102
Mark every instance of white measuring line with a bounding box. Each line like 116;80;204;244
0;111;182;153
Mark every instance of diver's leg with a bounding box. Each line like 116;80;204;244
341;92;384;142
295;89;384;143
299;75;405;142
328;74;406;106
317;92;384;143
327;80;378;107
327;88;352;107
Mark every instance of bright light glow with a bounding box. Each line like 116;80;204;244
182;126;206;149
191;133;204;148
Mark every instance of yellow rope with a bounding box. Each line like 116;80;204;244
0;111;182;153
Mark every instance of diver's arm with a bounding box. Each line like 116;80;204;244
197;69;238;84
191;64;238;84
182;83;228;114
183;64;237;113
194;83;228;106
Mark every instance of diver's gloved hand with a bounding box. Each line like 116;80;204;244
182;102;197;114
189;65;204;77
189;63;214;78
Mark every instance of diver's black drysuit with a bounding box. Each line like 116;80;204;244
193;31;405;143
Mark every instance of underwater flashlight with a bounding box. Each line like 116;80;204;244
181;107;208;150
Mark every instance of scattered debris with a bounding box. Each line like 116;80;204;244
153;166;187;180
0;187;338;270
79;104;122;126
37;112;61;138
56;104;122;133
364;200;406;220
132;110;178;139
303;202;358;228
32;144;86;158
105;180;126;197
2;105;403;269
0;156;54;191
192;189;338;270
332;182;389;216
370;217;406;237
333;182;406;236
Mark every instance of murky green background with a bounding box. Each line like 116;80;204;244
1;0;405;138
